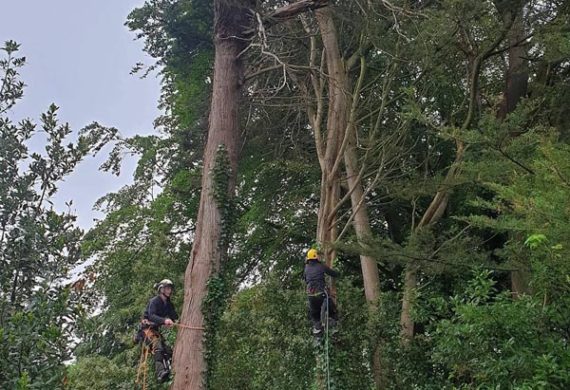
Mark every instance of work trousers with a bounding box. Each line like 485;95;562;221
308;292;338;330
143;328;172;378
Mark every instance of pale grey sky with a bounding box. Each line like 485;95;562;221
0;0;161;229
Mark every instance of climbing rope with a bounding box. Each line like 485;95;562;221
323;289;332;390
134;322;203;389
174;322;205;331
135;342;150;390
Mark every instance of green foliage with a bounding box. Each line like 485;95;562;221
76;179;193;358
0;41;115;389
1;290;71;389
524;233;548;250
66;355;136;390
212;144;234;250
77;1;570;389
126;0;213;136
202;275;228;388
209;282;315;389
432;272;570;389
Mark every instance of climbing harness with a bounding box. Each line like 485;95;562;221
135;328;157;390
134;323;203;389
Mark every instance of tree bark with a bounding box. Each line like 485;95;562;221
344;126;385;388
314;7;385;387
345;155;381;304
497;2;528;121
171;1;252;389
315;7;347;268
495;2;531;296
340;55;382;305
400;143;464;341
264;0;328;28
171;2;333;388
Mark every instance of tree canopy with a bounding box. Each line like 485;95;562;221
2;0;570;389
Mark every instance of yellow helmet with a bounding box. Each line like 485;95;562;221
306;249;319;260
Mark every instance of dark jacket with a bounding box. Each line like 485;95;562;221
144;295;178;328
303;261;339;294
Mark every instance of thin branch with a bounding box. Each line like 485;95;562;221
497;147;535;175
301;15;326;168
330;50;367;180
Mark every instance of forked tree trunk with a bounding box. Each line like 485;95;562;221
314;7;384;387
171;1;252;388
315;7;348;268
400;145;463;341
342;56;382;307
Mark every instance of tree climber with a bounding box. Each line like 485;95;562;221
303;249;339;337
141;278;179;383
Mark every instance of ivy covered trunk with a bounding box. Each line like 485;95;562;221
171;1;253;389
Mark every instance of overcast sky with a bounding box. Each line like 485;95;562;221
0;0;161;229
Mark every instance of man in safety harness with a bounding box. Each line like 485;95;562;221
139;279;178;383
303;249;339;338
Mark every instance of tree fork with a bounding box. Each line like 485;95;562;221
313;6;386;388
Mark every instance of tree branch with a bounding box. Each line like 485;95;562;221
244;0;329;36
264;0;329;28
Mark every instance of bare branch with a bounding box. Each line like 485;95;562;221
264;0;329;28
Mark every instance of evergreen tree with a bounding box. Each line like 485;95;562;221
0;41;116;389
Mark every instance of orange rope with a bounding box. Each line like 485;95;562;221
174;322;205;331
142;347;148;390
135;343;150;390
135;343;144;383
136;328;160;390
134;323;202;389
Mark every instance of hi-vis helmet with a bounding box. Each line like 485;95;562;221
306;248;319;260
156;279;174;293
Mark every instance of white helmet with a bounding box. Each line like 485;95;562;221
156;279;174;293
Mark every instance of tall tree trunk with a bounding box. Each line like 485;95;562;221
497;1;528;121
171;2;330;388
171;1;252;388
342;56;382;306
344;125;384;388
315;7;385;387
345;139;381;303
496;2;530;296
400;143;465;341
315;7;348;268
